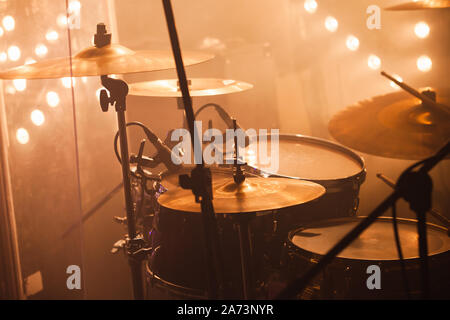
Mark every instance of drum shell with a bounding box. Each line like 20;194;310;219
285;217;450;299
245;134;366;228
149;206;244;298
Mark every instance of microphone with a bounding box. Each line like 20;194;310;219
141;126;182;173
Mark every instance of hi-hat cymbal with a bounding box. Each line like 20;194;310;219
328;88;450;160
0;44;214;80
128;78;253;97
158;167;325;214
385;0;450;10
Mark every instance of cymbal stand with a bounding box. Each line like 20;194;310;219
95;23;149;299
277;141;450;299
161;0;224;299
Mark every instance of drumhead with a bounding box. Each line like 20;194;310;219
244;134;364;181
289;217;449;261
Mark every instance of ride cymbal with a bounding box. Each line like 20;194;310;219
129;78;253;97
158;167;325;214
385;0;450;10
328;88;450;159
0;44;214;79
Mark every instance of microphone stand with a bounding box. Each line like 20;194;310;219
277;141;450;299
161;0;224;299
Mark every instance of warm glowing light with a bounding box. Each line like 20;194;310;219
0;27;4;37
414;22;430;39
45;30;59;41
5;85;16;95
346;35;359;51
13;79;26;91
31;110;45;126
2;16;15;31
61;77;76;88
390;74;403;89
57;14;68;28
304;0;318;13
35;44;48;57
16;128;29;144
417;55;432;72
69;1;81;12
25;58;36;65
82;77;88;83
368;54;381;70
96;88;102;101
7;45;21;61
325;16;338;32
0;52;7;62
46;91;60;107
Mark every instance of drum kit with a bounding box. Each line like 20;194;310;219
1;0;449;300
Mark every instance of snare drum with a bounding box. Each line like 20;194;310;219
285;217;450;299
244;134;366;222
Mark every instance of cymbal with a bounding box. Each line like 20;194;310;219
0;44;214;79
158;167;325;214
385;0;450;10
328;88;450;159
128;78;253;97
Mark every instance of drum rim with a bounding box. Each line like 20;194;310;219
145;247;208;299
287;216;449;263
244;133;366;185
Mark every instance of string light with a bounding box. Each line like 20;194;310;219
346;35;359;51
0;27;4;37
46;91;60;107
0;52;7;62
61;77;76;88
35;44;48;57
16;128;29;144
25;58;36;65
325;16;338;32
69;1;81;12
5;85;16;95
57;14;68;28
82;77;88;83
7;45;21;61
414;22;430;39
96;88;102;101
13;79;26;91
31;110;45;126
367;54;381;70
389;74;403;89
2;16;15;31
417;55;432;72
45;30;59;41
304;0;318;14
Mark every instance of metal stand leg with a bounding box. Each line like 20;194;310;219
236;217;253;299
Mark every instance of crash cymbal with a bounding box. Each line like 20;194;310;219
385;0;450;10
328;88;450;160
158;166;325;214
128;78;253;97
0;43;214;79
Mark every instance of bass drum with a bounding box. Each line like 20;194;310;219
147;166;245;299
243;134;366;265
284;217;450;299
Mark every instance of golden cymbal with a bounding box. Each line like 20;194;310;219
128;78;253;97
158;166;325;214
385;0;450;10
328;88;450;160
0;44;214;80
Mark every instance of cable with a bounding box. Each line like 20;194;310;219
113;121;159;165
391;203;411;299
